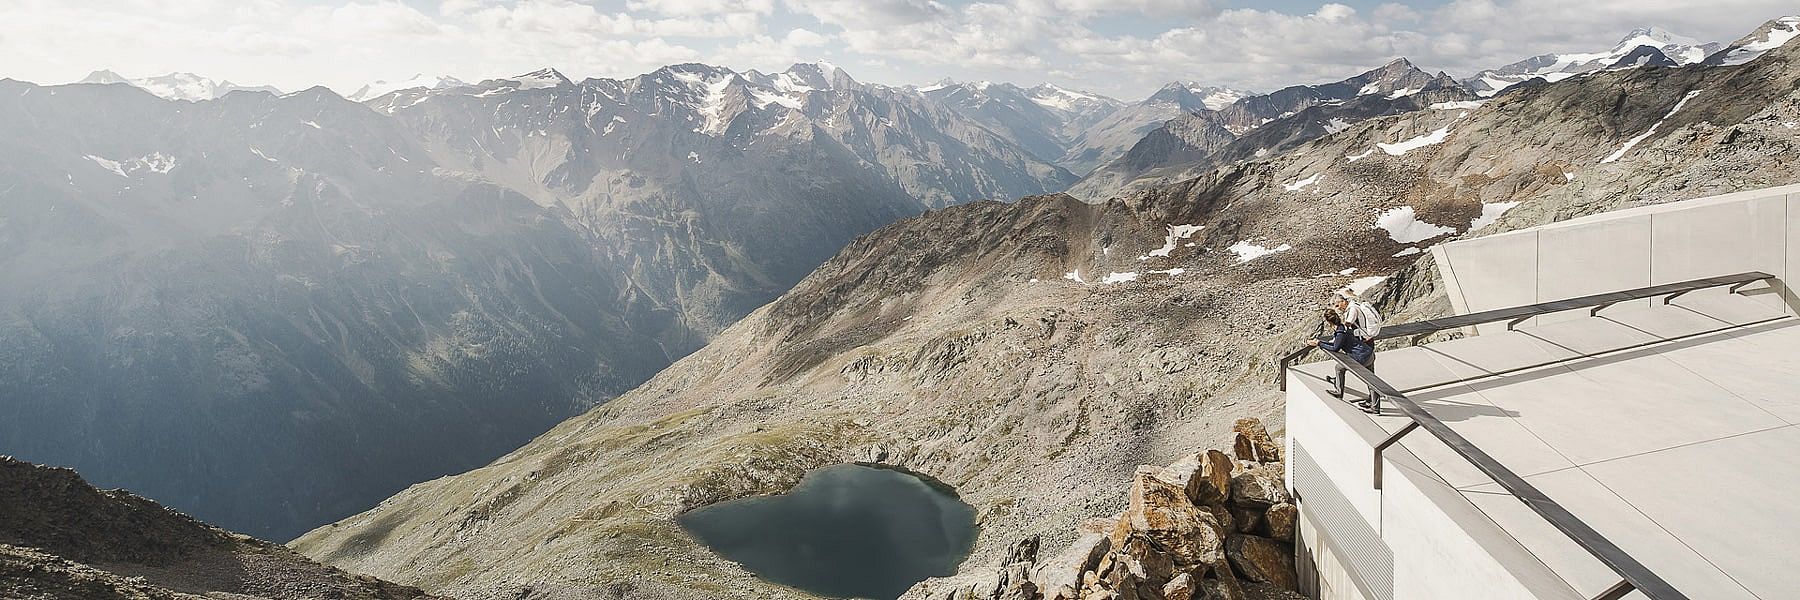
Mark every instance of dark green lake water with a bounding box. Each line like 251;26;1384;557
677;463;979;599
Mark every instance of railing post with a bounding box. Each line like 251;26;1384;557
1592;580;1635;600
1372;421;1419;490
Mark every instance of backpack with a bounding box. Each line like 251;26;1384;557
1352;301;1383;339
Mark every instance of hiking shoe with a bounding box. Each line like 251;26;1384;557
1327;389;1344;399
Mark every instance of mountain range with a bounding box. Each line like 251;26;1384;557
2;17;1788;592
0;60;1081;541
1068;58;1474;199
1464;27;1723;96
287;16;1800;600
77;69;282;101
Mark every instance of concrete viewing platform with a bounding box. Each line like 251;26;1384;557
1285;184;1800;600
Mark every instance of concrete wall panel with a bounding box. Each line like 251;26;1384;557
1650;193;1786;309
1436;231;1539;334
1535;214;1652;325
1785;193;1800;316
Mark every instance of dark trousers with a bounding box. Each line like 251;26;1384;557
1334;354;1379;411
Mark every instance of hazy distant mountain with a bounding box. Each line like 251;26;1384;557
1071;58;1471;199
77;69;281;101
345;74;468;102
1059;81;1248;175
0;60;1074;542
1465;27;1721;96
364;62;1072;209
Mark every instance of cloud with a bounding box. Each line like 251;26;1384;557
629;0;777;15
0;0;1794;100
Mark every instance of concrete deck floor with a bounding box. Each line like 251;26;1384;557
1293;292;1799;600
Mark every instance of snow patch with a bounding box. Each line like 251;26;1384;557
1375;206;1455;244
1600;90;1702;163
1100;272;1139;284
1324;118;1352;133
1377;127;1450;156
1282;174;1321;191
1393;247;1422;257
1139;224;1204;259
1346;148;1375;162
1385;87;1422;99
302;120;321;129
1429;100;1486;110
1468;201;1522;231
1150;268;1186;277
1228;240;1292;263
84;155;127;177
1348;276;1388;295
1064;270;1087;284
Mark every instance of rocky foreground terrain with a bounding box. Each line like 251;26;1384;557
290;18;1800;600
0;456;444;600
958;419;1305;600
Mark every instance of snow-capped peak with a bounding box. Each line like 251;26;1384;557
1707;16;1800;66
511;68;571;90
1465;26;1721;96
1024;83;1120;114
347;74;468;102
74;70;281;102
1147;81;1250;111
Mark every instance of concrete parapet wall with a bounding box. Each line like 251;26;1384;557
1431;185;1800;332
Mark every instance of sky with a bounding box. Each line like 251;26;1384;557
2;0;1793;100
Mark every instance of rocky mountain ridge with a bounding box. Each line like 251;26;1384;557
290;16;1800;600
0;455;445;600
1069;58;1473;200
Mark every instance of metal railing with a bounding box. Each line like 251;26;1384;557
1277;271;1774;390
1277;271;1780;600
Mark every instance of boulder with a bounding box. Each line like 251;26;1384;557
1123;467;1227;569
1032;532;1112;600
1164;450;1236;505
1163;573;1196;600
1233;419;1282;463
1225;535;1297;591
991;536;1041;600
1264;504;1297;543
1230;507;1264;534
1229;463;1289;507
1200;575;1247;600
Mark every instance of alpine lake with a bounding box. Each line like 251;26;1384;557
678;463;980;599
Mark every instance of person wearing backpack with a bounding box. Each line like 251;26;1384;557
1315;290;1383;413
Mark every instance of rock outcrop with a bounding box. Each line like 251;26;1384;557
952;419;1303;600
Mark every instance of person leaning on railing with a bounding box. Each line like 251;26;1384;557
1310;308;1381;413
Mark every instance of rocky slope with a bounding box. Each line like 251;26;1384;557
290;16;1800;600
1069;59;1472;200
0;456;446;600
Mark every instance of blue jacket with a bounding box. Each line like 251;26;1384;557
1319;325;1374;366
